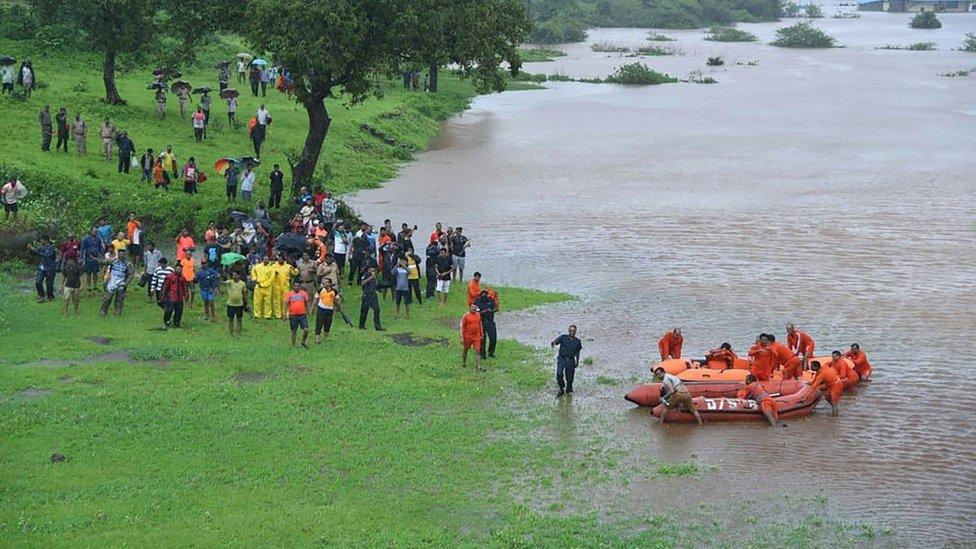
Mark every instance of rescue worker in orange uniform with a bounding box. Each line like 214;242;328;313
809;360;843;417
747;334;776;381
843;343;872;380
459;304;484;371
768;334;802;380
830;350;859;391
736;374;778;426
658;328;683;361
786;323;815;368
467;271;481;307
706;342;737;370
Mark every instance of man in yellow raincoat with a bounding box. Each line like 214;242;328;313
250;257;275;319
271;255;298;319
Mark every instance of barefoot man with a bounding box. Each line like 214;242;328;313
460;304;483;370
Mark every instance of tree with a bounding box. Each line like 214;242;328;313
910;11;941;29
242;0;529;193
31;0;159;104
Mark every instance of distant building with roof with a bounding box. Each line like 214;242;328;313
858;0;975;11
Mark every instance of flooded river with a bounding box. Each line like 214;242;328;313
350;14;976;544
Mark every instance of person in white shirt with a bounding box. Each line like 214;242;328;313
2;179;27;221
241;167;256;202
226;96;238;128
1;64;14;94
653;367;704;425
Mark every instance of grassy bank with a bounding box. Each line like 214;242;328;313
0;36;480;239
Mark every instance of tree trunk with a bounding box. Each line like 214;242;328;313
103;47;125;105
428;62;439;92
291;95;331;196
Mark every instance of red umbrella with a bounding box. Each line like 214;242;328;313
214;158;239;175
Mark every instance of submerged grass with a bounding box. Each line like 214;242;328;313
518;47;567;63
878;42;937;51
590;41;631;53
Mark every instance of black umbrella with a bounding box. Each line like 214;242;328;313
229;211;273;232
274;232;307;254
0;55;16;65
171;80;191;94
241;156;260;168
219;88;239;99
191;86;212;94
147;82;168;90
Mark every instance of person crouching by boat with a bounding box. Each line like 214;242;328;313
551;325;582;397
653;366;703;425
737;374;777;426
844;343;872;381
809;360;843;417
658;328;683;360
706;342;737;369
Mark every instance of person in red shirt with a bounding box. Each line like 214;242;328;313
60;233;81;262
428;222;443;245
736;374;778;426
161;264;189;328
460;304;484;370
706;342;737;369
844;343;872;381
285;281;310;348
747;334;776;381
830;350;859;391
786;323;815;367
809;360;843;416
467;272;481;307
768;334;802;380
658;328;683;361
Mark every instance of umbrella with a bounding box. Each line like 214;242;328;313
229;211;273;232
237;53;253;61
250;58;268;67
171;80;191;93
147;82;168;90
0;55;16;65
192;86;212;94
219;88;239;99
220;252;247;267
275;232;307;254
213;157;242;175
240;156;260;168
216;60;230;68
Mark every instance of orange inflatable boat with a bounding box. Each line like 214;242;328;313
649;356;835;383
624;380;822;422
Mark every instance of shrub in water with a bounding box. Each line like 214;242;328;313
707;56;724;66
960;32;976;52
647;33;676;42
910;11;941;29
705;25;758;42
604;63;677;85
591;41;631;53
804;4;824;18
771;22;836;48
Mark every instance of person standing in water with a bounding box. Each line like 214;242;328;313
550;325;582;396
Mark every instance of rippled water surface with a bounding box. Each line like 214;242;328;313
351;14;976;543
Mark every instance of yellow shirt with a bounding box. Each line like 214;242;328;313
272;263;298;287
111;238;130;253
161;152;176;171
251;263;275;288
406;256;420;280
318;288;337;309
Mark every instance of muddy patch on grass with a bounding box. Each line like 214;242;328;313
16;387;52;399
86;336;113;345
234;372;270;384
390;333;449;347
16;350;170;368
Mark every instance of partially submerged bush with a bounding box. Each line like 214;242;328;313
705;25;758;42
771;22;836;48
687;70;718;84
961;32;976;52
804;4;824;18
517;47;566;63
647;33;676;41
591;41;630;53
635;44;682;56
910;11;941;29
603;62;677;85
879;42;936;51
706;56;724;66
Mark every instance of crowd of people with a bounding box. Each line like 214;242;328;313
651;324;873;423
26;190;508;363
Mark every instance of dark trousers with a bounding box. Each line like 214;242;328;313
481;319;497;358
118;153;131;173
269;190;282;208
359;295;381;329
41;129;52;151
408;278;423;304
163;299;184;327
260;81;267;96
425;271;436;298
333;253;346;275
100;286;127;316
56;132;68;151
250;80;259;96
194;128;203;142
35;270;55;299
348;257;363;284
556;358;576;392
315;308;334;335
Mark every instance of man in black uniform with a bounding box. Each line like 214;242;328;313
550;324;582;396
358;266;384;331
424;240;440;299
474;289;498;359
268;164;284;208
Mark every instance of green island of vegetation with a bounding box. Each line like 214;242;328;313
771;22;837;48
705;24;759;42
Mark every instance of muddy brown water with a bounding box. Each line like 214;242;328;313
350;15;976;543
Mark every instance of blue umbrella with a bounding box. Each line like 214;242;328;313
251;59;268;67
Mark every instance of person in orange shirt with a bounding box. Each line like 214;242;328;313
830;350;859;391
706;342;737;369
809;360;843;416
308;236;328;263
736;374;778;426
181;247;197;307
467;271;481;307
175;228;194;262
285;281;310;348
747;334;776;381
786;323;815;368
768;334;802;380
125;212;142;266
658;328;683;361
460;304;484;370
844;343;872;381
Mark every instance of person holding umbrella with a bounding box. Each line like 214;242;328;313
221;88;239;128
0;56;14;94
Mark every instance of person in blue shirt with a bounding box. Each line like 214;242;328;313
96;219;113;247
29;237;57;302
80;227;105;293
198;259;221;322
550;325;583;396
